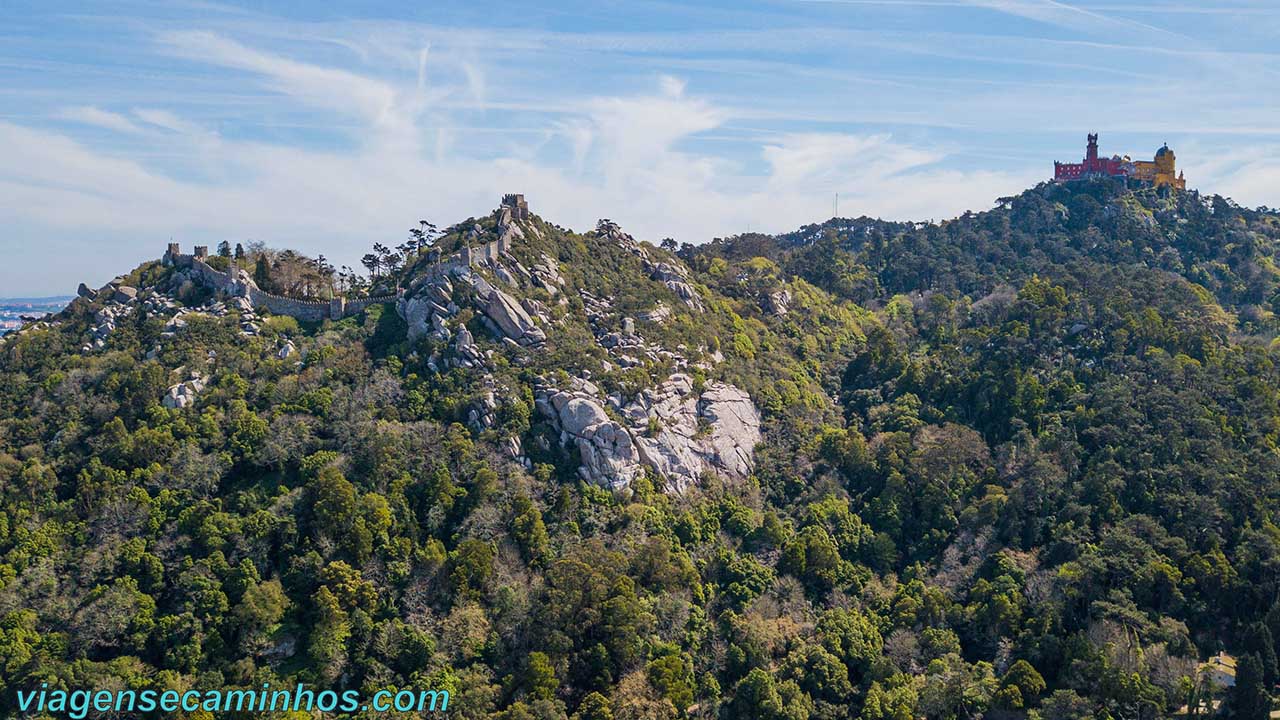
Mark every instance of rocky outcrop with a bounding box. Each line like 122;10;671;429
398;271;471;346
529;255;564;295
696;383;763;479
163;372;206;409
625;375;761;492
452;325;485;368
640;303;672;325
484;288;546;345
86;303;132;350
595;218;703;313
649;262;703;312
399;295;446;343
462;374;530;466
536;373;762;493
467;387;499;431
73;270;270;355
398;257;547;351
596;323;679;369
765;289;791;316
536;378;645;491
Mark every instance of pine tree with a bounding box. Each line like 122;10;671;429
1229;653;1270;720
1245;622;1279;689
253;255;271;290
1266;602;1280;670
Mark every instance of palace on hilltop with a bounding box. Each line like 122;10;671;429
1054;133;1186;189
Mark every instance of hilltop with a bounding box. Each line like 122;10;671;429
3;179;1280;719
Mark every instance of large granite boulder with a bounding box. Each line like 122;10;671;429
626;375;761;492
113;286;138;304
162;374;206;410
398;295;434;342
485;288;546;345
537;381;645;490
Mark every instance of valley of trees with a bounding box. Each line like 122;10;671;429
2;179;1280;718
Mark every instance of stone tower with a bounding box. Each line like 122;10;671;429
501;193;529;221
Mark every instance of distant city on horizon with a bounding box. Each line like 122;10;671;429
0;296;73;335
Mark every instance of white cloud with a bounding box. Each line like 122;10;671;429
1181;143;1280;209
157;31;415;137
578;80;726;192
57;106;144;135
763;133;941;191
132;108;208;136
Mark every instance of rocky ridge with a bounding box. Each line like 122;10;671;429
390;210;761;493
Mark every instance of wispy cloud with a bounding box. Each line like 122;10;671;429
965;0;1185;38
157;31;410;130
133;108;208;135
57;106;145;135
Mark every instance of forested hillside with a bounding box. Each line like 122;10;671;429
3;179;1280;719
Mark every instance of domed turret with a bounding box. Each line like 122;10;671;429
1152;143;1182;189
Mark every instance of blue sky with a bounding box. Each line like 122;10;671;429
2;0;1279;295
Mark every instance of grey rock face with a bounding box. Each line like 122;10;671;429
628;376;762;492
640;303;672;324
696;383;763;479
398;296;435;343
530;254;564;295
538;381;645;491
765;289;791;316
485;288;546;345
536;374;762;493
650;262;703;312
456;324;474;351
452;324;485;368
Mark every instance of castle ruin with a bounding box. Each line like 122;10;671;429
501;194;529;221
164;195;532;322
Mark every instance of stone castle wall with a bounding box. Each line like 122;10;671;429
405;234;512;293
245;286;332;322
169;254;373;322
187;257;233;287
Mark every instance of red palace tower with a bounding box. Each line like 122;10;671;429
1053;133;1133;181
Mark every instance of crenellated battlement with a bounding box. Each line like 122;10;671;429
501;193;529;220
